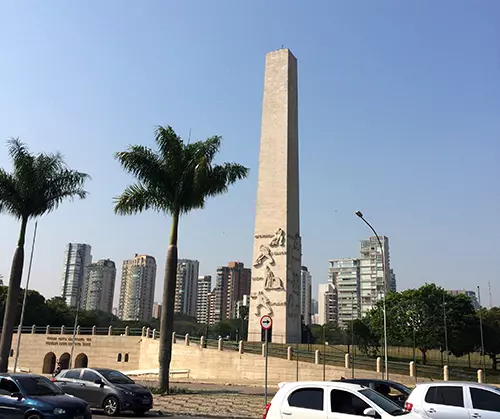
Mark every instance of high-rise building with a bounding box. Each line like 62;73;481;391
174;259;199;317
318;283;338;325
207;291;216;325
388;269;397;293
118;254;156;322
236;295;250;319
152;302;162;319
196;275;212;324
83;259;116;313
214;262;251;322
311;299;318;315
329;258;361;328
447;289;480;310
300;266;312;326
359;236;391;316
61;243;92;308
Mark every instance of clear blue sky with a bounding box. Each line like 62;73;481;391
1;1;499;307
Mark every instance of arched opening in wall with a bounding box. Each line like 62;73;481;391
117;353;122;362
59;353;70;370
9;349;14;357
74;353;88;368
42;352;56;374
124;354;129;363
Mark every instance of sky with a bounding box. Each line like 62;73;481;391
1;1;499;307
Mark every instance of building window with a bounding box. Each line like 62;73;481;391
117;353;122;362
124;353;129;362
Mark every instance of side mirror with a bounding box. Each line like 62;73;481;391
94;379;103;386
363;407;379;417
11;392;23;400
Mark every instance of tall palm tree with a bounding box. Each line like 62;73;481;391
0;139;89;372
114;125;248;392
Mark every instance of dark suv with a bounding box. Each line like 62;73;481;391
54;368;152;416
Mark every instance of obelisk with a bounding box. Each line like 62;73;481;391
247;49;301;344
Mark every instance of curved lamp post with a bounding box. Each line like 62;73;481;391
355;210;389;380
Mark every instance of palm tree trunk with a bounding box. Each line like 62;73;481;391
159;209;180;393
0;217;28;372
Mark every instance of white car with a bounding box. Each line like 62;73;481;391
263;381;419;418
404;381;500;419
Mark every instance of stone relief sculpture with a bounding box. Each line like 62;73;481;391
264;265;284;291
251;291;273;317
269;228;286;247
254;245;275;267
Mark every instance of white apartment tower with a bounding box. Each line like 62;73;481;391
61;243;92;308
174;259;199;317
300;266;312;326
359;235;391;316
118;254;156;322
84;259;116;313
318;283;338;325
196;275;212;324
329;258;361;328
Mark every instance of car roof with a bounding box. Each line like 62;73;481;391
279;381;364;390
0;373;42;379
416;382;500;391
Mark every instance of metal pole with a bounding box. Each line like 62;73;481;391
477;286;486;379
264;328;268;405
295;342;299;381
355;211;389;380
323;324;326;381
13;221;38;373
443;293;449;365
69;249;84;368
351;293;355;378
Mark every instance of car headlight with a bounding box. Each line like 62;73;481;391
53;408;66;415
122;390;136;396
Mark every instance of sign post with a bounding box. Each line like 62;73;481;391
260;315;273;405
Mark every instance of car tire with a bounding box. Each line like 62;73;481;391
103;396;120;416
25;413;42;419
133;410;148;416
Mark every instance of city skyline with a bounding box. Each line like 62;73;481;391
1;1;499;307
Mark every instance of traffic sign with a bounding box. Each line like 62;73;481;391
260;315;273;330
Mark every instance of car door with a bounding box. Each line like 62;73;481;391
78;370;105;408
328;389;373;419
0;377;25;419
57;370;86;399
467;386;500;419
421;385;469;419
280;386;327;419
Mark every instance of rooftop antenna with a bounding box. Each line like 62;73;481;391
488;281;493;308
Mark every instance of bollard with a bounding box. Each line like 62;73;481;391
345;353;350;369
376;357;382;373
152;329;157;339
108;326;113;336
218;337;223;351
443;365;449;381
31;325;36;334
145;327;150;338
185;334;190;346
92;326;96;335
141;326;146;337
287;347;293;361
46;325;50;335
477;369;484;384
409;361;415;378
172;332;176;344
76;326;81;335
315;350;320;364
238;340;244;354
200;336;205;348
60;326;65;334
125;326;129;336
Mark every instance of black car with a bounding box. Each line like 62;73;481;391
334;378;411;407
0;373;91;419
54;368;152;417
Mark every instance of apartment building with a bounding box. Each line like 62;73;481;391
300;266;312;326
196;275;212;324
84;259;116;313
318;283;338;325
329;258;360;328
174;259;199;317
61;243;92;308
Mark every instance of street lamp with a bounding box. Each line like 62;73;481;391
355;210;389;380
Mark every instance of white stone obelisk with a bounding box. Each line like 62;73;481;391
247;49;301;344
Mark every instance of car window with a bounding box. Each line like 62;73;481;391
424;386;464;407
81;370;100;382
360;389;404;415
96;369;134;384
64;370;81;380
0;378;19;395
470;388;500;412
16;376;62;396
288;388;324;411
331;389;370;415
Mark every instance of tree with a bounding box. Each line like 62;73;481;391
114;126;248;392
0;139;88;372
482;307;500;370
351;318;380;356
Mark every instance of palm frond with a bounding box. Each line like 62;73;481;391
113;183;169;215
115;145;167;187
0;168;22;218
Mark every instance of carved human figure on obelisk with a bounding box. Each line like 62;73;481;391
248;48;301;344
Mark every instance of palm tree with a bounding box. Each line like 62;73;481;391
114;125;248;392
0;139;89;372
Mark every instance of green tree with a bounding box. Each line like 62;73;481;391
114;126;248;392
0;139;88;371
482;307;500;370
351;318;380;356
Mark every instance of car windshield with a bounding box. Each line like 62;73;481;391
96;370;134;384
360;389;409;416
17;376;63;396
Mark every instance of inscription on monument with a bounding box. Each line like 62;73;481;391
45;336;92;347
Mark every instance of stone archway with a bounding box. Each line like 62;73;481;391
74;353;88;368
42;352;56;374
59;352;70;370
